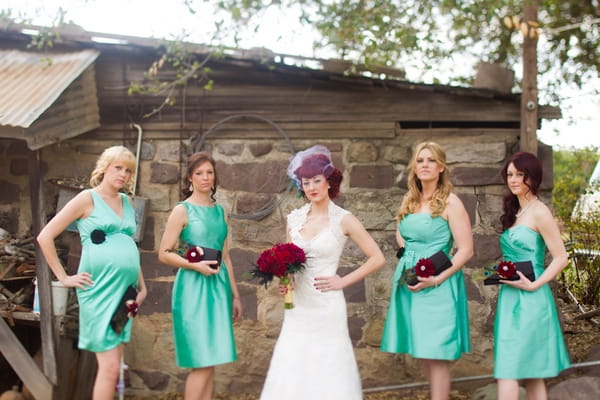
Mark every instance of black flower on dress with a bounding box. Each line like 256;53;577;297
90;229;106;244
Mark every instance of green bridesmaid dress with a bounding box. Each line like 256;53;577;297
381;214;470;359
171;202;237;368
76;190;140;352
494;225;571;379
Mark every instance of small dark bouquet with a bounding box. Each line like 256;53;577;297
171;242;222;269
475;260;535;285
110;285;138;334
398;250;452;287
246;243;307;309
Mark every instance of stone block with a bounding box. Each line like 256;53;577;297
549;376;600;400
238;284;258;320
134;370;170;391
348;142;378;162
235;193;276;220
157;142;181;162
150;162;179;184
139;215;155;251
141;280;173;314
348;315;365;344
249;143;272;157
217;160;289;193
217;143;244;156
349;165;394;189
141;252;174;279
452;166;504;186
382;145;411;164
340;267;366;303
456;191;477;226
362;315;385;347
230;248;260;282
0;180;19;204
470;233;501;266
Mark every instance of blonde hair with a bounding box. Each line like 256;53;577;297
397;142;453;220
89;145;136;192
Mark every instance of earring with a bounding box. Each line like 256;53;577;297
189;184;194;192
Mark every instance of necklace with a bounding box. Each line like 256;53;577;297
516;197;538;219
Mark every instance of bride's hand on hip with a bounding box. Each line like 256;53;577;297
314;275;342;292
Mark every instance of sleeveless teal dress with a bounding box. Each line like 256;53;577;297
494;225;571;378
171;202;237;368
76;190;140;352
381;214;470;359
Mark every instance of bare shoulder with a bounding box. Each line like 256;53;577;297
531;199;554;220
340;212;364;235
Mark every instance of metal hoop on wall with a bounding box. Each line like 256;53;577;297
191;114;296;220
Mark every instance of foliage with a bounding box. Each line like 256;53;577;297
553;146;600;306
195;0;600;97
127;34;218;118
552;146;599;220
562;212;600;306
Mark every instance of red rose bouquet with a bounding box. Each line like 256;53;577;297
246;242;307;309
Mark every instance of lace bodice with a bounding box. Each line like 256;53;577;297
287;202;350;277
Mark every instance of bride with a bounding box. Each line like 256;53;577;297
260;145;386;400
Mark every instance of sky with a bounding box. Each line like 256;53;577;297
3;0;599;150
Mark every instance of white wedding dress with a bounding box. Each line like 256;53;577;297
260;202;363;400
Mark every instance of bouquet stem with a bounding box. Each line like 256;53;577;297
281;275;294;309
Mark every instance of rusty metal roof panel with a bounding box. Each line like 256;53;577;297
0;49;100;128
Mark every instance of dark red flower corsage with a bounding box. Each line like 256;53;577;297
497;260;517;279
185;246;203;263
414;258;435;278
125;299;139;318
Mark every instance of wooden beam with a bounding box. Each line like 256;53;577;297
0;317;53;400
29;149;58;386
520;1;540;154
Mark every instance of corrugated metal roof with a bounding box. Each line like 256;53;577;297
0;49;99;128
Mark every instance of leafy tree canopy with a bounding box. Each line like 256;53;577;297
187;0;599;100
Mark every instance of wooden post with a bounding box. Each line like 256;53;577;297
29;149;58;387
0;317;53;400
520;0;540;155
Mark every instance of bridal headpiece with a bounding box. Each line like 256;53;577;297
287;145;335;190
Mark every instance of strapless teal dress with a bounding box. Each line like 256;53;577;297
494;225;571;378
171;202;237;368
381;214;470;359
76;190;140;352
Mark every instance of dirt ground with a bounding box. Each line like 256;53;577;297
129;295;599;400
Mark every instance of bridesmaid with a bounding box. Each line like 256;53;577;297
494;151;570;399
37;145;147;400
380;142;473;400
158;152;242;400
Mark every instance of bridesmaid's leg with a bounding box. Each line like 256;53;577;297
419;359;451;400
185;366;215;400
498;378;521;400
93;345;124;400
524;378;547;400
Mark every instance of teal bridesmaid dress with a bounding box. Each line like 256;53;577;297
381;214;470;359
76;190;140;352
171;202;237;368
494;225;571;379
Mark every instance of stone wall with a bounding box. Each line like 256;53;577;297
0;133;554;396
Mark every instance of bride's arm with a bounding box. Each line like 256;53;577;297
314;214;385;292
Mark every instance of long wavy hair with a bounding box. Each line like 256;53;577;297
182;152;218;202
397;142;452;220
89;145;136;193
500;152;542;231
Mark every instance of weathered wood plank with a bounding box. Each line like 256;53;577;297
0;317;53;400
29;150;58;386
